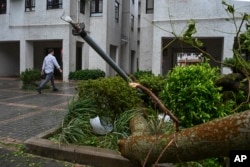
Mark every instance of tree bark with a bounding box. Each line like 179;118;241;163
118;110;250;166
129;114;151;136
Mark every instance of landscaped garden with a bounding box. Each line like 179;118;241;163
21;1;250;166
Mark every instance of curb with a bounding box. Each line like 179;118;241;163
24;127;133;167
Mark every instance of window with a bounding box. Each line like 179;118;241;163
0;0;6;14
47;0;62;10
80;0;85;14
115;1;119;22
131;15;134;31
90;0;103;15
146;0;154;14
25;0;35;12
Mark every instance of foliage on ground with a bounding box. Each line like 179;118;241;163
57;97;141;150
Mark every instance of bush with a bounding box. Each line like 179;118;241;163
160;63;235;128
68;69;105;80
20;68;41;89
77;76;142;119
131;71;166;108
132;70;153;80
136;73;165;97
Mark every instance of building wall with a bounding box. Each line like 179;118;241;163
121;0;139;74
106;0;122;75
139;0;250;75
0;0;75;81
71;0;90;71
138;0;153;71
88;2;108;72
121;0;130;73
129;0;139;73
130;0;139;49
2;0;249;81
0;0;137;81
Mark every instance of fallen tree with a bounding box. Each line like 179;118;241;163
215;73;248;95
118;110;250;166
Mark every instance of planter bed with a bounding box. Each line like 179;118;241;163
24;126;133;167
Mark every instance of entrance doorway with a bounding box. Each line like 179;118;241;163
45;48;63;80
161;37;223;75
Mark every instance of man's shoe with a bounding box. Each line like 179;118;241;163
53;88;58;92
37;88;41;94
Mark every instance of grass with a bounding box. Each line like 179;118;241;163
49;97;176;152
50;97;144;150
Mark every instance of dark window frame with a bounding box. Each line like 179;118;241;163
115;1;119;22
0;0;6;14
146;0;154;14
25;0;35;12
131;14;134;31
90;0;103;15
80;0;85;14
47;0;63;10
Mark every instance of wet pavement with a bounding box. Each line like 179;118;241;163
0;77;84;167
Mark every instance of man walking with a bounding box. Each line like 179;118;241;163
37;49;62;94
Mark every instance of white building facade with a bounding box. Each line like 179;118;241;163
1;0;249;81
0;0;139;81
138;0;250;75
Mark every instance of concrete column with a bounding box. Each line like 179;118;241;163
62;39;69;82
69;38;76;72
152;29;162;75
82;42;89;69
62;38;76;82
20;40;34;73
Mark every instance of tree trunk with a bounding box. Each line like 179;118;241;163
118;110;250;166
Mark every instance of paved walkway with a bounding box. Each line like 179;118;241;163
0;77;83;167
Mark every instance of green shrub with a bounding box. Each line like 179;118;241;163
77;76;142;119
132;70;153;80
160;63;235;128
68;69;105;80
132;72;166;108
20;68;41;89
136;73;165;96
